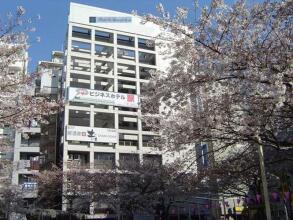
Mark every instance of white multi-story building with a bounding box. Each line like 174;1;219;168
62;3;166;173
60;2;172;214
12;51;64;199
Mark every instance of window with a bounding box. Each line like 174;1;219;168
138;38;155;50
68;154;81;160
71;41;91;54
142;135;155;147
21;133;40;147
72;26;91;40
118;79;136;94
95;30;113;43
117;34;135;47
68;110;90;127
94;77;114;91
94;112;114;128
139;52;156;65
71;57;91;72
201;143;209;167
67;151;90;169
139;67;155;80
89;17;96;23
119;115;137;130
95;44;114;58
94;153;115;169
117;48;135;61
119;133;138;147
94;60;114;75
117;63;136;78
70;73;91;89
70;73;90;80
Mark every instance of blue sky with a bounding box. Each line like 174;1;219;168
0;0;257;72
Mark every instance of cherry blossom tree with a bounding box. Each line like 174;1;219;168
34;159;211;219
143;0;292;152
0;6;59;129
141;0;292;218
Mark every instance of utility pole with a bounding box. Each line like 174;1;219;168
256;136;272;220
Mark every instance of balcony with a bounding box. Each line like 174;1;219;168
19;174;38;198
119;115;138;130
118;80;136;94
20;182;38;198
94;77;114;91
118;63;136;78
70;73;91;89
71;57;91;72
94;60;114;75
18;159;39;171
21;133;40;148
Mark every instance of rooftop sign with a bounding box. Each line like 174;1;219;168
89;16;132;23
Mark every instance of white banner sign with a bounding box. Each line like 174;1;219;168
66;126;118;143
68;87;139;108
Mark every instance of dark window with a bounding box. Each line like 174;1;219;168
94;153;115;169
95;30;113;43
117;34;135;47
139;52;156;65
72;26;91;40
201;144;209;167
68;110;90;127
71;41;91;54
89;17;96;23
138;38;155;50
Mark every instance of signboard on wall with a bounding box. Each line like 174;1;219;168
66;126;118;143
89;16;132;23
68;87;140;108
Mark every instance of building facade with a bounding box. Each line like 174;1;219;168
60;2;172;215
